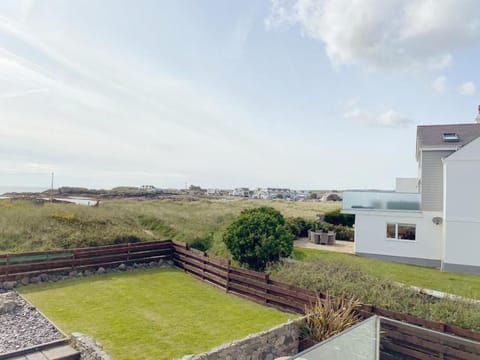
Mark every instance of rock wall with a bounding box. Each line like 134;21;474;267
0;260;173;291
71;332;113;360
181;318;305;360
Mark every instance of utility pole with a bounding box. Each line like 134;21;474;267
50;172;54;202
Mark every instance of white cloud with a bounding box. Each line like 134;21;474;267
0;8;271;188
0;87;48;99
431;76;447;93
267;0;480;71
458;81;476;95
344;108;413;128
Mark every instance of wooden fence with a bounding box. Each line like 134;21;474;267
1;239;480;358
171;240;480;359
172;240;318;314
380;317;480;360
0;240;173;281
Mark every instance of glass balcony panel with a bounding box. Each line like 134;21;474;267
342;191;420;211
293;316;379;359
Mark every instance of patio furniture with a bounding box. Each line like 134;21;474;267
327;231;336;245
319;232;329;245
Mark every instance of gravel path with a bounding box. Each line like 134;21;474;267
0;291;63;354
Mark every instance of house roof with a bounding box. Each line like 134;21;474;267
416;123;480;160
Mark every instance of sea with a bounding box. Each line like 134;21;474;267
0;186;96;205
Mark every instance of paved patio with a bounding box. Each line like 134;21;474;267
294;237;354;254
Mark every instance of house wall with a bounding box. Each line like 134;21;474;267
443;138;480;273
354;210;443;266
420;150;454;211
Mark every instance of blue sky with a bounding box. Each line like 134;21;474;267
1;0;479;190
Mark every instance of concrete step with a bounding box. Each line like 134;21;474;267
7;344;79;360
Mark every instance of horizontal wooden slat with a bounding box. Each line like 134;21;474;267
382;329;479;360
382;339;434;360
229;266;266;280
381;319;480;355
1;258;73;274
0;240;173;281
228;272;267;289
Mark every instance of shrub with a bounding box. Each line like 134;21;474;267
285;217;314;238
323;210;355;227
302;295;361;342
223;207;294;271
189;234;213;251
113;235;141;244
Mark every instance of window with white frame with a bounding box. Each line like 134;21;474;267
386;223;416;241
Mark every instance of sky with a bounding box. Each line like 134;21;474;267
1;0;480;190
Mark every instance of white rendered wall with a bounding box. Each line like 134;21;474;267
443;138;480;269
353;210;443;262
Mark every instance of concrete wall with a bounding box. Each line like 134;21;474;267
354;210;443;265
181;319;303;360
420;150;453;211
443;138;480;273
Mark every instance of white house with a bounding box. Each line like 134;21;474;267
252;188;293;200
343;113;480;274
231;188;250;197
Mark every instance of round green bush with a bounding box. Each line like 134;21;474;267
223;207;294;271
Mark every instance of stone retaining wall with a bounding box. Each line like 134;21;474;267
181;318;305;360
71;332;113;360
0;260;173;291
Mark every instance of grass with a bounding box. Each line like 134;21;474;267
270;251;480;331
20;267;294;360
292;247;480;300
0;198;340;254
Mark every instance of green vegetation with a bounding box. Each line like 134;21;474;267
223;207;294;271
20;267;294;360
0;198;340;254
285;216;354;241
292;248;480;300
323;209;355;227
303;295;361;342
269;249;480;331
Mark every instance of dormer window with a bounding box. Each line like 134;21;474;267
443;132;459;142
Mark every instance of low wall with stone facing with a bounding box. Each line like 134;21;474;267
181;318;305;360
71;332;113;360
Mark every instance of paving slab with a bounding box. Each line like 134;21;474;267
41;345;79;360
25;352;48;360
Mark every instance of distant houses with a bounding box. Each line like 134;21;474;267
321;192;343;201
252;188;294;200
242;188;310;201
231;188;251;197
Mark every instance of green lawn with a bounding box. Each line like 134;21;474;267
292;247;480;300
20;268;294;360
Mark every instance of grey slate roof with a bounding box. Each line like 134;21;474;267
416;123;480;159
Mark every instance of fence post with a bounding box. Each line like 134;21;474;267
127;242;130;265
5;254;9;279
202;252;207;280
71;252;76;271
226;260;231;293
264;273;269;304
